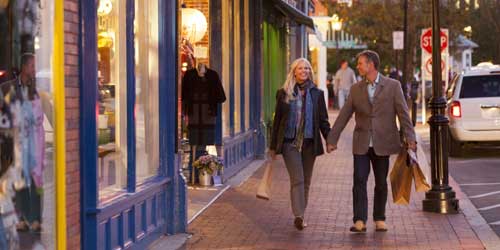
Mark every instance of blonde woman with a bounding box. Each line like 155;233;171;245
269;58;331;230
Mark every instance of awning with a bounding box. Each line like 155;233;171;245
271;0;315;30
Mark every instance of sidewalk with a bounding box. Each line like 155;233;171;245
182;110;486;250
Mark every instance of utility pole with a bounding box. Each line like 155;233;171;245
422;0;459;214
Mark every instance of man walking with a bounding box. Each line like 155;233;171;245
334;59;357;109
326;50;416;233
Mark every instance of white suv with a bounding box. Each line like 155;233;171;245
446;63;500;156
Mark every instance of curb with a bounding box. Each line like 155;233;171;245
415;133;500;250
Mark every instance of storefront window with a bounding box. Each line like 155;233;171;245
97;0;128;199
234;0;241;134
135;0;159;182
222;0;231;137
244;0;250;131
0;0;55;248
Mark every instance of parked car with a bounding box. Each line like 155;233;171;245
446;63;500;156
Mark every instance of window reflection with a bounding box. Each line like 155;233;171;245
0;0;55;249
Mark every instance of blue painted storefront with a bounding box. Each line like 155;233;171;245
79;1;185;249
79;0;264;249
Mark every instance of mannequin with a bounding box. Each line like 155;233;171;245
181;62;226;184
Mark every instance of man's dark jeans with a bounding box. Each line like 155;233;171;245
353;147;389;223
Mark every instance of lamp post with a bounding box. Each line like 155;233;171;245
422;0;459;214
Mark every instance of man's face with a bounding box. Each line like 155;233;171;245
23;58;36;79
341;61;348;69
356;56;372;77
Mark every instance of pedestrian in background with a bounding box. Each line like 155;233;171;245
268;58;330;231
326;50;416;233
326;74;335;109
334;59;357;109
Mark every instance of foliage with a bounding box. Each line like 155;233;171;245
192;154;224;175
321;0;483;77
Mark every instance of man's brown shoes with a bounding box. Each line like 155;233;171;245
375;220;388;232
349;220;367;233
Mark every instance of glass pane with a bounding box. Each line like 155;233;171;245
0;0;55;248
97;0;128;200
135;0;159;182
460;75;500;98
222;0;230;137
234;0;241;133
244;0;250;131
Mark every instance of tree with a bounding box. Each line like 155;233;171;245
321;0;470;76
470;0;500;64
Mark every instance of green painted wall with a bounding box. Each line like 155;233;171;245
263;21;287;127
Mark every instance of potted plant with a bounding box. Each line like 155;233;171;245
192;154;224;186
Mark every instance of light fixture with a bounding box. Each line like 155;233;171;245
181;8;208;43
331;14;342;31
98;0;113;16
463;26;472;33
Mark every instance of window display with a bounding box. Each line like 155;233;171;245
135;0;159;182
97;0;128;199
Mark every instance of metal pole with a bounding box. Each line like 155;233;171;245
422;0;459;214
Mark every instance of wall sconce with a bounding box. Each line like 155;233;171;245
181;8;208;43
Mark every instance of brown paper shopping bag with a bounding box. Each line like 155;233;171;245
256;160;273;200
407;149;431;192
390;149;413;205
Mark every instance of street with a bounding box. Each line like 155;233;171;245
416;125;500;237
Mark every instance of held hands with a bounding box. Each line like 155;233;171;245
326;143;337;153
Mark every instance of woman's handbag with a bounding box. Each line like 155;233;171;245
256;159;274;200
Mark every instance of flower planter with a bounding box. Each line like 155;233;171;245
198;171;212;186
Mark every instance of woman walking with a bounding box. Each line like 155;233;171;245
268;58;331;230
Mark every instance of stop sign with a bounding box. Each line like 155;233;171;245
421;29;448;54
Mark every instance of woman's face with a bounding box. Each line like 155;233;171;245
294;62;310;83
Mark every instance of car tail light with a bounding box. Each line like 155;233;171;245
450;101;461;118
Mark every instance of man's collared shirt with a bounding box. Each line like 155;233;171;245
367;73;380;147
367;72;380;104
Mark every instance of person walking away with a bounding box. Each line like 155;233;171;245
334;59;357;109
268;58;330;231
326;50;416;233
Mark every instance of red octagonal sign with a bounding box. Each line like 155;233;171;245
421;29;448;54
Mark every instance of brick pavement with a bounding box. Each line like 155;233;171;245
184;111;485;250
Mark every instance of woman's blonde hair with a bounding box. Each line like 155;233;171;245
282;58;315;103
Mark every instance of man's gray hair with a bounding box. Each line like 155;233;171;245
356;50;380;70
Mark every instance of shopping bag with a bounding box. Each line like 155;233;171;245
390;149;413;205
408;149;431;192
256;159;273;200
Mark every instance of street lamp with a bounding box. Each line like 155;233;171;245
330;14;342;49
422;0;459;214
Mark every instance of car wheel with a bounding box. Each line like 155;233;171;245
448;132;463;157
